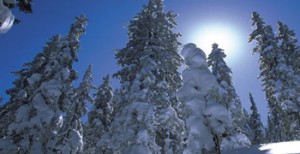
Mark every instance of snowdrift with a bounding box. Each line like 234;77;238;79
222;141;300;154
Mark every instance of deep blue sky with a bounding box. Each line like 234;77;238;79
1;0;300;124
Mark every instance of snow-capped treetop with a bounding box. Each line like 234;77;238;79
207;43;250;150
276;21;300;75
94;75;113;110
104;0;184;153
114;0;183;109
0;0;34;34
207;43;232;87
64;15;87;63
72;64;93;115
249;12;266;44
277;21;298;53
3;0;32;13
0;0;14;34
181;43;207;68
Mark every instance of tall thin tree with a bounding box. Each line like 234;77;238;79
207;43;250;150
84;75;113;154
54;65;93;153
248;93;265;144
249;12;286;142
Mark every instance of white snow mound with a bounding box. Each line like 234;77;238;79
222;141;300;154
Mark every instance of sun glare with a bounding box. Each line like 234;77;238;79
187;23;242;59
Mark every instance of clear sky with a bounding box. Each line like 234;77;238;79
1;0;300;125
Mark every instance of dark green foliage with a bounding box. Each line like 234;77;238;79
3;0;33;24
4;0;33;13
248;93;265;144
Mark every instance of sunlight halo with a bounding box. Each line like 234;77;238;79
186;23;242;60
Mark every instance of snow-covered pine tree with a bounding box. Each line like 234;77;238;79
99;0;185;153
3;0;33;13
54;65;93;153
276;21;300;140
0;15;87;153
84;75;113;154
0;1;14;33
177;43;230;154
248;93;265;144
277;21;299;72
249;12;290;142
0;0;33;34
207;43;250;150
241;108;252;141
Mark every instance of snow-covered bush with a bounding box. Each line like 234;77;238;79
177;43;230;153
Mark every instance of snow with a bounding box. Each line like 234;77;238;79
221;133;251;151
4;0;16;4
99;101;160;153
181;43;207;68
0;0;14;34
40;80;62;103
281;100;299;113
32;93;55;124
27;73;42;85
178;43;230;153
203;104;230;134
70;129;83;151
222;141;300;154
0;137;18;153
14;104;30;123
60;68;70;80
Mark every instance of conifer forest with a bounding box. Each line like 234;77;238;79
1;0;300;153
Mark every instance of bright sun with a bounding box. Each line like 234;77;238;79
188;23;241;59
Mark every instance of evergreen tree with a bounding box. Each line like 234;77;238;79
54;65;93;153
276;21;300;140
3;0;33;22
3;0;33;13
0;0;33;33
241;108;252;140
207;43;250;150
177;43;230;154
84;75;113;154
249;12;292;142
99;0;185;153
248;93;265;144
277;21;299;70
0;15;87;153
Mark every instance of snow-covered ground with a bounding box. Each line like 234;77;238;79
222;141;300;154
